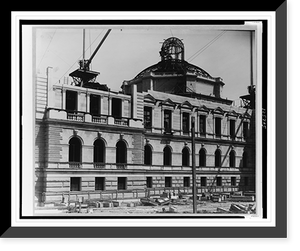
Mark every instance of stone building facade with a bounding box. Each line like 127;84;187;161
35;37;255;204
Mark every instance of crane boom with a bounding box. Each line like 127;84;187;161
87;29;111;66
69;29;112;89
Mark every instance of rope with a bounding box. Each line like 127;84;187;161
187;31;227;62
37;29;56;69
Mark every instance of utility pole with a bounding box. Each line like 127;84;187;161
191;116;197;213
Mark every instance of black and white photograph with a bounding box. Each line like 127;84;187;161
7;6;288;240
33;24;259;216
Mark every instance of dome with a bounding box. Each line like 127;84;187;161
124;36;224;99
159;37;185;61
134;60;214;80
133;36;214;80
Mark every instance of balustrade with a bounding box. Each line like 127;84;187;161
114;118;129;126
68;162;82;169
92;115;107;124
67;113;84;122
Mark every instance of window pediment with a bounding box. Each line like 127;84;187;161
160;98;176;108
227;110;239;117
213;107;225;115
197;105;210;114
179;101;193;110
144;94;157;104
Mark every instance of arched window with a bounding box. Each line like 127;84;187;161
144;144;152;165
69;137;81;163
229;150;236;167
182;147;190;167
199;148;206;167
163;146;172;166
116;140;127;164
215;149;222;167
94;139;105;163
243;151;248;168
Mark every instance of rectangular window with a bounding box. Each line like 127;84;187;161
117;177;127;190
112;98;122;118
183;177;190;187
95;177;105;191
199;115;206;136
230;119;236;139
231;177;236;186
243;121;249;139
165;177;172;188
70;177;81;191
216;177;222;187
144;107;152;129
215;117;222;138
90;94;100;116
182;112;190;133
164;110;172;133
146;177;152;188
200;177;207;187
244;177;249;186
66;90;77;112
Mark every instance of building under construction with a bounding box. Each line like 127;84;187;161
35;33;255;205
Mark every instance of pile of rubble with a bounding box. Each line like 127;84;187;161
217;203;256;214
66;199;120;213
203;191;255;203
62;190;256;214
140;190;256;214
140;191;255;206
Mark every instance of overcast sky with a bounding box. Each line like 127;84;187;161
35;26;251;102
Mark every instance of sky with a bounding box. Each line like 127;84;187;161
35;26;251;102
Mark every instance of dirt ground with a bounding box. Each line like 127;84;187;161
35;200;256;215
90;201;255;215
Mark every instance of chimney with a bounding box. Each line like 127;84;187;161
214;77;224;98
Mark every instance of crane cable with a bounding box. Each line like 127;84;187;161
187;31;227;62
37;29;57;69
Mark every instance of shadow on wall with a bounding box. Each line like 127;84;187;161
35;172;44;204
35;123;46;204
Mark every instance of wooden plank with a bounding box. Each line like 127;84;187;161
217;207;230;213
228;196;254;202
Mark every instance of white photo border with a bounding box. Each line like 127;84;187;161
8;8;286;237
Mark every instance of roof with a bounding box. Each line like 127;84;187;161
133;59;215;81
145;90;250;115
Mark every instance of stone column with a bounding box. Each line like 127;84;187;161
108;97;112;116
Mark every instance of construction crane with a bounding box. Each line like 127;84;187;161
69;29;111;90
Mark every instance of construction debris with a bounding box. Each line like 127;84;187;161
230;203;248;213
156;197;171;205
243;191;256;197
211;195;222;203
228;195;255;202
157;205;178;213
216;203;256;214
62;190;257;214
140;197;158;206
233;191;243;196
216;207;230;213
140;197;171;206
